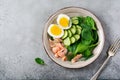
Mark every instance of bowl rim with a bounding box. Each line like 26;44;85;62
42;6;105;68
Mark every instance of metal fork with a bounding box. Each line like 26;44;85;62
90;38;120;80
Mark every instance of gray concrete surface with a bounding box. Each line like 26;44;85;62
0;0;120;79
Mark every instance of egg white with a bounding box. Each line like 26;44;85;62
57;14;71;29
47;24;64;38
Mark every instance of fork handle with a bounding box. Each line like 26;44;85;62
90;55;111;80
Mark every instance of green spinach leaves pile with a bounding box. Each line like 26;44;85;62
67;16;99;61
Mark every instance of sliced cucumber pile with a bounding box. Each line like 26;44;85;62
62;25;82;46
71;17;79;25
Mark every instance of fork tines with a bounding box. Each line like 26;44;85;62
109;38;120;53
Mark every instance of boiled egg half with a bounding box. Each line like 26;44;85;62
57;14;71;29
48;24;64;38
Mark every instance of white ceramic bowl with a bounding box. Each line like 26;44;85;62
43;7;105;68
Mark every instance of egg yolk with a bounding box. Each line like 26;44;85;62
59;17;69;27
50;25;62;36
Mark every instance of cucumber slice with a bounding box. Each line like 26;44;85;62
74;34;80;41
62;30;68;39
71;17;79;25
76;28;81;34
70;25;76;34
71;17;79;20
70;37;76;44
63;37;71;46
73;25;77;34
68;30;72;37
72;19;79;25
76;25;82;29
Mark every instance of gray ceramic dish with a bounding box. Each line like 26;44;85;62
43;7;105;68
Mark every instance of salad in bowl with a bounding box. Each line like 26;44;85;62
43;7;104;68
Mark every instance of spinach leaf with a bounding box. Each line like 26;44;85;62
66;53;74;61
75;42;89;54
81;28;93;41
84;16;96;30
67;40;82;61
78;16;84;23
66;16;99;60
35;57;45;65
81;39;92;45
92;30;98;43
67;41;79;54
67;46;73;53
83;42;99;59
89;42;99;48
83;48;93;58
80;23;91;30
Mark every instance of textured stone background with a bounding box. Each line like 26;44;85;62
0;0;120;80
